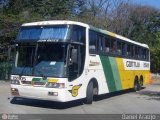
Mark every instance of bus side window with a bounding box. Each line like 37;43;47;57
117;41;122;55
105;37;110;53
130;45;134;58
68;45;85;81
68;46;78;81
146;49;149;61
138;47;141;59
122;42;126;56
72;26;86;43
97;35;103;52
111;39;117;54
89;30;97;53
142;48;147;60
135;46;138;59
126;44;131;57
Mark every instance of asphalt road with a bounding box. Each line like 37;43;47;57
0;81;160;119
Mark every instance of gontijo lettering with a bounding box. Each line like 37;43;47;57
126;61;140;67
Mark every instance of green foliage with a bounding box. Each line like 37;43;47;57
150;46;160;73
0;0;160;73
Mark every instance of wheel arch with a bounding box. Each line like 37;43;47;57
134;75;139;83
88;78;99;94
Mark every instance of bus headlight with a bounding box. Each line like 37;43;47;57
46;82;65;88
11;80;20;85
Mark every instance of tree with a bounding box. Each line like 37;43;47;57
0;0;160;73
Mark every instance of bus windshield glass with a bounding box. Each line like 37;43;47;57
34;43;67;77
12;43;67;77
12;44;36;76
17;25;69;41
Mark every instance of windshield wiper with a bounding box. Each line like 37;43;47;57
34;67;46;79
19;64;31;77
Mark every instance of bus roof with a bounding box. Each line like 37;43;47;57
22;20;89;28
22;20;149;48
89;26;149;48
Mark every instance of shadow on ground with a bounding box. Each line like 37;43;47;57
138;90;160;101
94;88;136;101
10;88;136;109
10;97;85;109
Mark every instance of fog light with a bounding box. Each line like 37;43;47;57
48;92;58;96
11;88;19;96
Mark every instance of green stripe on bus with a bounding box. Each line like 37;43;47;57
32;78;41;81
100;56;116;92
32;78;47;82
108;57;122;90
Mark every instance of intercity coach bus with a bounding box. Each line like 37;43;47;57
10;20;151;104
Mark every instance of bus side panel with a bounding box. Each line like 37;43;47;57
100;56;123;92
115;58;131;89
100;57;151;93
116;58;151;90
134;70;151;85
109;57;122;91
88;55;110;95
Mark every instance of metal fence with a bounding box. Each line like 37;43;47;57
0;62;12;80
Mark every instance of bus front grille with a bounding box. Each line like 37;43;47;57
21;81;46;86
32;81;46;86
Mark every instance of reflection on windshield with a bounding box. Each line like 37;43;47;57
17;25;69;41
12;43;67;77
34;43;67;77
12;45;36;76
17;46;35;67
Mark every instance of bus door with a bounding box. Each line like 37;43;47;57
66;44;86;98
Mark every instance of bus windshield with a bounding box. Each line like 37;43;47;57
34;43;67;77
12;43;67;77
17;25;69;41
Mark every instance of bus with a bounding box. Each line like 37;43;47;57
10;20;151;104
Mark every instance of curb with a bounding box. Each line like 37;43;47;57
0;80;10;83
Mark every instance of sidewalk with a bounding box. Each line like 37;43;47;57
152;73;160;84
0;80;10;86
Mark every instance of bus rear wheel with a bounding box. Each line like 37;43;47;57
140;76;143;87
85;82;94;104
134;80;140;91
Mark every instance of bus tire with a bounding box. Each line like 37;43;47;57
93;87;98;101
140;76;143;87
134;80;140;91
85;82;94;104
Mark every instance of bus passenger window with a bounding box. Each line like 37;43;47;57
142;48;147;60
98;35;103;51
127;44;131;57
122;42;126;56
130;45;134;57
105;37;110;53
111;39;116;54
146;49;149;61
89;31;97;53
135;46;141;59
117;41;122;55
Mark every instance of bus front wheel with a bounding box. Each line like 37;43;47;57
85;82;94;104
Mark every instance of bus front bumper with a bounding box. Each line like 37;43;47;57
10;85;67;102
